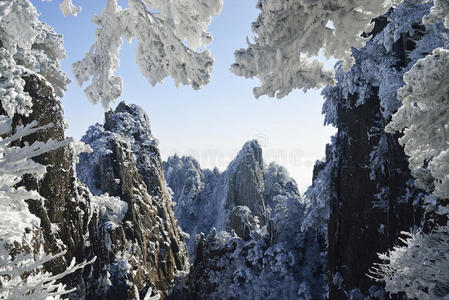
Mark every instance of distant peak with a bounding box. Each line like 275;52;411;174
242;140;262;152
232;140;263;167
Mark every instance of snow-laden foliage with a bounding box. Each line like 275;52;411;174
190;197;326;300
58;0;82;17
0;119;70;242
0;117;96;299
72;0;222;109
301;143;337;232
264;162;301;211
231;0;449;99
231;0;401;98
423;0;449;28
0;246;95;300
371;225;449;299
386;48;449;199
0;1;69;105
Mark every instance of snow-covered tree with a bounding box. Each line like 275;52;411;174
370;224;449;299
72;0;222;109
386;47;449;200
0;117;98;299
0;246;95;300
231;0;449;100
230;0;401;98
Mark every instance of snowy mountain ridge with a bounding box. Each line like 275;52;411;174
163;141;326;299
163;140;300;254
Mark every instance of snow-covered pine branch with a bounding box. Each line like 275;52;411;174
423;0;449;28
0;247;96;300
0;0;69;119
386;47;449;200
230;0;449;99
72;0;222;109
370;225;449;299
231;0;399;98
0;116;98;299
58;0;81;17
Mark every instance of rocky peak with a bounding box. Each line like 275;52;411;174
77;101;189;298
163;141;307;258
224;140;266;226
104;102;153;139
163;141;267;244
165;145;326;299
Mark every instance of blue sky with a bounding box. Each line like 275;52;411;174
31;0;336;192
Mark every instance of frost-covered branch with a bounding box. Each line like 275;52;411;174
0;245;96;300
0;112;92;300
0;115;71;243
370;225;449;299
0;1;69;117
72;0;222;109
386;47;449;200
231;0;399;98
58;0;81;17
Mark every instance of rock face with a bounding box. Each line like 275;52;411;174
305;3;444;298
163;140;267;254
4;73;101;298
4;75;189;299
225;141;266;225
163;143;326;299
77;102;189;298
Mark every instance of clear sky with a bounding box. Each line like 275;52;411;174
31;0;336;192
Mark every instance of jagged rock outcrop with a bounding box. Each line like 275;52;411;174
77;102;189;299
2;73;102;299
164;142;326;299
303;3;447;298
225;141;266;225
163;140;267;254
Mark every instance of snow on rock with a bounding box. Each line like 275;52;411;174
306;2;449;298
163;142;327;299
77;101;189;298
92;194;128;228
